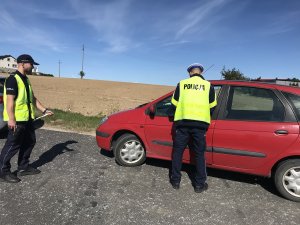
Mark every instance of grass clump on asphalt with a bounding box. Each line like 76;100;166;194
36;109;104;132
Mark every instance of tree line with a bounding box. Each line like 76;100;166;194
220;67;299;83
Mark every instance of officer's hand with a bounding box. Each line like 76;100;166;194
8;119;17;132
43;109;54;116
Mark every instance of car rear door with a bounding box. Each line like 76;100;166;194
212;85;299;174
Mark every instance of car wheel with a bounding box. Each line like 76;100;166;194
274;159;300;202
114;134;146;167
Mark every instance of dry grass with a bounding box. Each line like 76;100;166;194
1;73;174;116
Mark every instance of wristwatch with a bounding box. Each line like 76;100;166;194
43;108;48;114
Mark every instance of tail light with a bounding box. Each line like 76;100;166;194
0;96;3;104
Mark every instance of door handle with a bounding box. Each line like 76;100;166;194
275;130;288;135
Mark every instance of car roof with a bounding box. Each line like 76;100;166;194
211;80;300;95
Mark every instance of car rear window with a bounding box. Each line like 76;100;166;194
283;92;300;120
225;86;285;121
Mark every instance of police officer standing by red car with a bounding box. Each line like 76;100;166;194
0;54;53;183
170;63;217;193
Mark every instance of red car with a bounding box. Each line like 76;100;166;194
96;80;300;202
0;77;7;132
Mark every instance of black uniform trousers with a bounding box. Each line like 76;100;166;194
171;126;207;186
0;121;36;175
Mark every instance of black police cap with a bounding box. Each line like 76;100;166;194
17;54;39;65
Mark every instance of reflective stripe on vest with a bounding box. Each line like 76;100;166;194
3;74;35;121
173;76;211;123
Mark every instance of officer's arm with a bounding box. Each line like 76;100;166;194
6;94;17;131
168;84;179;117
32;93;54;116
6;95;15;122
5;76;17;130
209;85;217;115
171;83;180;107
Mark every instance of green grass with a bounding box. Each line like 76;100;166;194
36;109;104;132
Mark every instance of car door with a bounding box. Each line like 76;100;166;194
212;85;299;173
0;78;6;131
143;95;177;161
143;85;223;164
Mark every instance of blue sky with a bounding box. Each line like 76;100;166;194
1;0;300;85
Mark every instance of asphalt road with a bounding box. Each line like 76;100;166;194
0;129;299;225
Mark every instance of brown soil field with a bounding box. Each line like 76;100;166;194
1;74;174;116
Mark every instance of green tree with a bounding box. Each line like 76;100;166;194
221;67;249;80
291;77;300;82
79;70;85;79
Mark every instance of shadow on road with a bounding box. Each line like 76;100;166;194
99;151;281;198
31;140;78;168
145;158;280;198
100;149;114;158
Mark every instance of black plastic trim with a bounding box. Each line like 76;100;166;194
152;140;172;147
214;147;266;158
152;140;213;152
96;130;110;138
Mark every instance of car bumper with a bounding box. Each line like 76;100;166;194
96;129;111;150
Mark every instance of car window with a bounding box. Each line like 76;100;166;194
225;86;285;121
155;85;222;117
282;92;300;120
0;78;5;93
155;96;172;117
214;85;222;98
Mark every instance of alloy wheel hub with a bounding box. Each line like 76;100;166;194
282;167;300;198
120;140;144;164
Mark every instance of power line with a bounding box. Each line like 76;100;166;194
58;60;62;78
81;44;84;72
203;64;214;74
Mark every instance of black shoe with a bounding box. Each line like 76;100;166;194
17;166;41;176
170;181;180;190
194;183;208;193
0;173;21;183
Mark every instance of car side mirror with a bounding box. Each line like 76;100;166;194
149;104;156;116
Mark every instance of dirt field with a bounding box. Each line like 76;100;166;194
1;73;174;116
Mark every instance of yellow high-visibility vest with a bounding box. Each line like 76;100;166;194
171;76;216;124
3;74;35;121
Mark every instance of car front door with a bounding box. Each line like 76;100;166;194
212;85;299;174
144;95;180;161
143;85;223;164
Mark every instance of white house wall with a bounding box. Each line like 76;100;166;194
0;56;17;70
276;80;300;86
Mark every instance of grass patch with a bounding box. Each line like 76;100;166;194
36;109;104;132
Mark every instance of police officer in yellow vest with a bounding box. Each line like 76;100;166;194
0;54;53;183
170;63;217;193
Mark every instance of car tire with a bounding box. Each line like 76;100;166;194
114;134;146;167
274;159;300;202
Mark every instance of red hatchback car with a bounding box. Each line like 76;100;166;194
96;80;300;202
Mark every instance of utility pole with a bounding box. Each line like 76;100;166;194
58;60;62;78
81;44;84;72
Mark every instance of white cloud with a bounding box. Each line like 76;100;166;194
175;0;228;39
260;10;300;36
161;40;191;47
68;0;136;53
0;0;236;53
0;5;64;52
144;0;237;47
